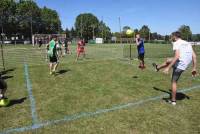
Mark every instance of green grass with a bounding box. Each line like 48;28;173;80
0;43;200;134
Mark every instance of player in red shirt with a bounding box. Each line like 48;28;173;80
75;38;86;61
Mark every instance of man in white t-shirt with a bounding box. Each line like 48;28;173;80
152;31;197;105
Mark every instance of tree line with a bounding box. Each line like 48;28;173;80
113;25;200;42
1;0;199;42
65;13;112;41
0;0;62;40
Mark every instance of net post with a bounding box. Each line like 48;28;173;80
0;33;5;70
130;44;132;60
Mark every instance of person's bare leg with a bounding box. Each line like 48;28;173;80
139;59;142;67
171;81;177;102
76;52;80;61
53;63;58;72
157;58;173;70
49;63;53;74
142;57;145;67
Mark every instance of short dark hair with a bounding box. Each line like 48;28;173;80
136;33;140;35
172;31;181;38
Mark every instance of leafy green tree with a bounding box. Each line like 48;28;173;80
139;25;150;40
65;28;70;38
113;32;121;38
0;0;62;40
192;34;200;41
97;21;112;40
40;6;62;34
134;29;139;35
151;32;158;40
75;13;99;40
164;35;170;41
15;0;41;38
122;26;131;32
0;0;16;35
70;27;77;38
178;25;192;41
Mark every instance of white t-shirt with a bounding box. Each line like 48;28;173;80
173;39;193;70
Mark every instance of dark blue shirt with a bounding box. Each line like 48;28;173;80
137;38;145;54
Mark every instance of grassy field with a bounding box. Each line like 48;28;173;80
0;43;200;134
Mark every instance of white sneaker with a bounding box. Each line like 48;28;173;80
171;101;176;106
168;100;176;105
0;94;3;99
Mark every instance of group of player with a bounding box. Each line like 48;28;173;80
46;36;86;75
0;31;198;107
45;31;198;106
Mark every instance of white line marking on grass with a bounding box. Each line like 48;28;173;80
1;85;200;134
24;63;39;125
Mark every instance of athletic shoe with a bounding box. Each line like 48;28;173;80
168;100;176;106
152;63;159;72
0;94;3;99
171;101;176;105
50;72;52;75
163;98;176;105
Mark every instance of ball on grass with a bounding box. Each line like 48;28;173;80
0;98;10;107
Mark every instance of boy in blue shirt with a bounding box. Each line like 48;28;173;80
136;33;145;69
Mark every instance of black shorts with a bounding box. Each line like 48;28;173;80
172;67;184;82
138;53;144;60
0;79;7;93
49;55;58;63
57;47;62;51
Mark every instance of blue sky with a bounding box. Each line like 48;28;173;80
35;0;200;35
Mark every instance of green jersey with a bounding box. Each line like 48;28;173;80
48;40;56;57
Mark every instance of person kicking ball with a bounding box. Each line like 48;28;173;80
152;31;197;105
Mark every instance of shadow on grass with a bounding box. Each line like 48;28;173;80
6;97;27;107
153;87;190;101
0;68;16;76
55;69;71;76
1;75;13;80
132;76;138;79
0;68;15;80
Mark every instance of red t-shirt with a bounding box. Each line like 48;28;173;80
78;41;85;48
77;40;85;52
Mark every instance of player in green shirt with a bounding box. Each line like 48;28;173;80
48;35;59;75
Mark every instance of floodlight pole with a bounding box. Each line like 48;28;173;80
119;17;122;44
102;16;104;40
30;0;34;45
92;26;95;40
149;31;151;41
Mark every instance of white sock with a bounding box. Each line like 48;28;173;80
0;94;3;99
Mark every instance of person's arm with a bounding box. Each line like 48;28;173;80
192;49;197;72
135;38;142;46
163;50;180;74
